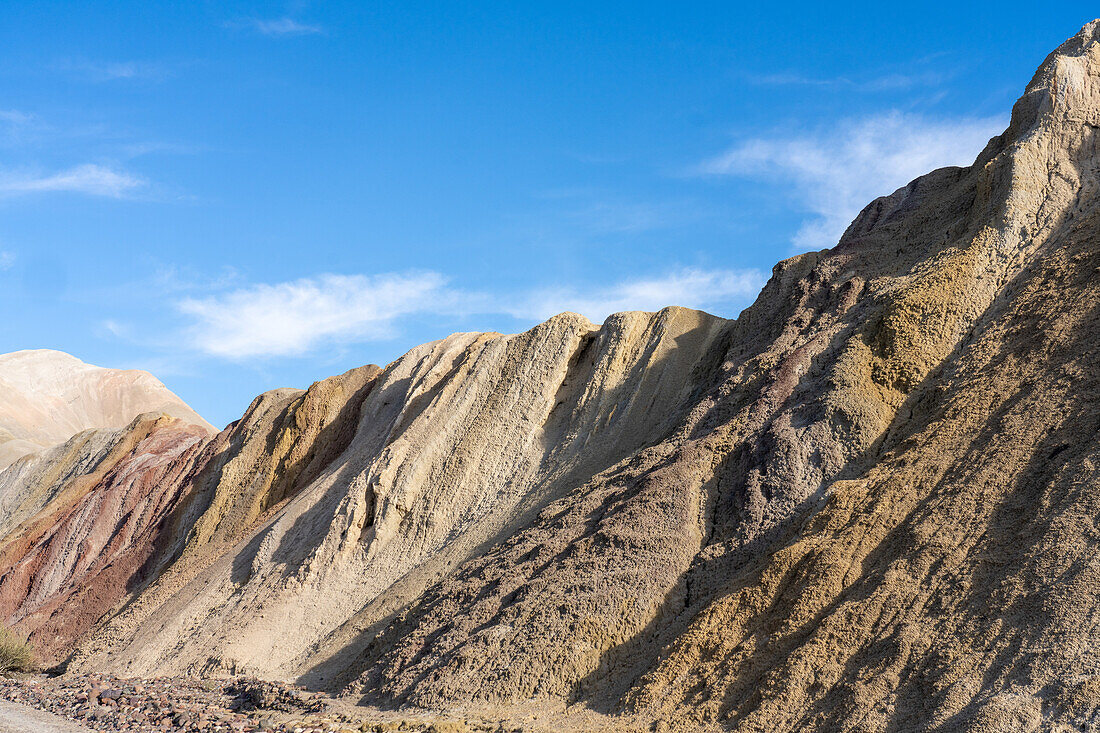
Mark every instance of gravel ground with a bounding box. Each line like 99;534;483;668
0;674;550;732
0;674;368;732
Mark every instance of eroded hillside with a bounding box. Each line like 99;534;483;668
3;20;1100;733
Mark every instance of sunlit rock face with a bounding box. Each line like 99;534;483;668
5;21;1100;733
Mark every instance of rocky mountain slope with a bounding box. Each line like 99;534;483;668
4;20;1100;733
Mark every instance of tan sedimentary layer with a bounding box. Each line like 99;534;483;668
67;365;385;668
344;21;1100;729
0;365;381;664
180;364;381;557
74;307;732;683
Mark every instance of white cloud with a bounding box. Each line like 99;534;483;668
244;18;324;36
0;164;146;198
746;71;946;92
178;272;453;359
505;268;764;322
177;268;766;360
702;111;1005;251
53;58;168;82
0;251;14;270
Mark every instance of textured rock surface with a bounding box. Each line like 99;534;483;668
3;20;1100;733
0;415;209;663
74;307;731;683
0;350;214;470
0;365;382;667
609;25;1100;731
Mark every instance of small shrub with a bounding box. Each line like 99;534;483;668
0;626;33;675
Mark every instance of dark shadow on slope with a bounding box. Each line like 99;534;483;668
236;371;382;583
297;317;736;698
619;220;1100;729
764;311;1100;732
574;162;1082;716
306;139;1039;711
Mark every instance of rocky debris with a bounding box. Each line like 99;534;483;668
0;675;340;732
0;675;545;732
226;679;325;714
0;674;519;732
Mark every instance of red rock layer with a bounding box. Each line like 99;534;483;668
0;415;209;664
0;365;381;666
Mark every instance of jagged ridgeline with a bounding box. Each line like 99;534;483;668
4;19;1100;733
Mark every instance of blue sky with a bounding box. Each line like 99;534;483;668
0;2;1095;428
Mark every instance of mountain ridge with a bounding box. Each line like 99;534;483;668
4;20;1100;732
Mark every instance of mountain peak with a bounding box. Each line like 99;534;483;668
1000;19;1100;143
0;349;214;469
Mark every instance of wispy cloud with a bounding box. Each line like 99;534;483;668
530;188;710;236
235;17;324;36
547;198;680;235
117;140;204;159
0;110;41;145
746;71;946;92
701;111;1004;251
178;272;453;359
0;251;14;271
55;59;168;82
177;267;765;360
153;264;241;294
0;110;34;125
504;268;764;322
0;164;146;198
99;319;129;338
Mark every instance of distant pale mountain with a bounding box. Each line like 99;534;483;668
0;349;214;469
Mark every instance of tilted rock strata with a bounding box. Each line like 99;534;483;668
615;22;1100;731
74;306;732;682
178;363;381;558
345;23;1100;729
2;20;1100;733
0;414;209;662
0;365;381;666
67;364;385;671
